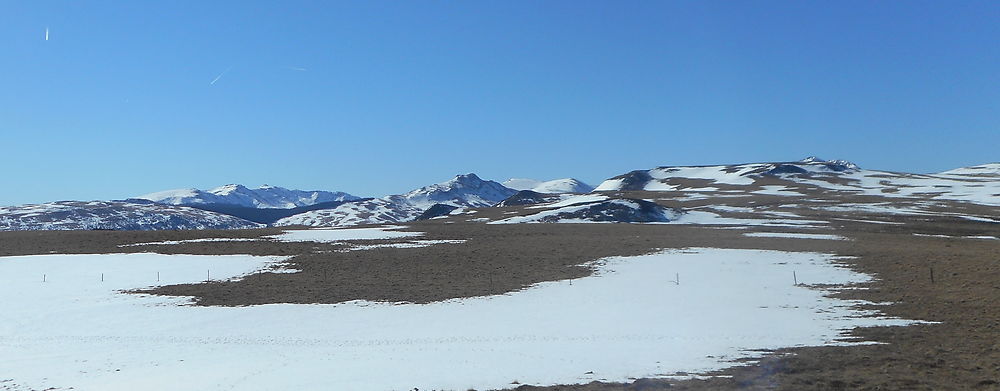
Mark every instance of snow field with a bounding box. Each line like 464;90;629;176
743;232;849;240
0;248;915;391
268;226;423;242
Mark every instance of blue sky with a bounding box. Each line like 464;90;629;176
2;1;998;205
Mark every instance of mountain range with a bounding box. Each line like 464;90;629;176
0;200;262;231
139;184;359;209
275;173;516;227
1;157;996;230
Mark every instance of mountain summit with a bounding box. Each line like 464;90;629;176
402;173;516;209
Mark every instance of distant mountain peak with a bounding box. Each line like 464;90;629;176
455;173;482;182
797;157;860;170
210;184;249;195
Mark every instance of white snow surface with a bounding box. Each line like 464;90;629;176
138;184;359;209
668;211;829;228
0;248;915;391
752;186;804;196
503;178;594;193
502;178;544;190
269;226;422;242
120;238;263;247
937;163;1000;177
743;232;849;240
913;233;999;240
346;239;467;251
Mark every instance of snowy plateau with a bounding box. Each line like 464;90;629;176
0;236;914;391
593;157;1000;206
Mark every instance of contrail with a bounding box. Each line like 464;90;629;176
288;66;307;72
209;66;233;85
45;27;49;41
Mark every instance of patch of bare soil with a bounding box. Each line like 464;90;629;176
140;223;851;305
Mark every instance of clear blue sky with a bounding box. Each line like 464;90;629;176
2;1;998;205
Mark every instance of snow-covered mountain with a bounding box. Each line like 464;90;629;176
594;157;1000;206
276;198;424;227
138;184;359;209
491;198;683;224
277;174;515;227
502;178;594;194
0;200;261;231
402;174;516;209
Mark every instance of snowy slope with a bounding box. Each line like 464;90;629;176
276;174;515;227
502;178;544;190
594;157;1000;206
275;197;423;227
503;178;594;193
139;184;359;209
937;163;1000;177
0;200;262;231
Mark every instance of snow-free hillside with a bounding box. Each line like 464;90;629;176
494;190;562;207
276;174;515;227
503;178;594;193
594;157;1000;206
139;184;359;209
0;200;261;231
